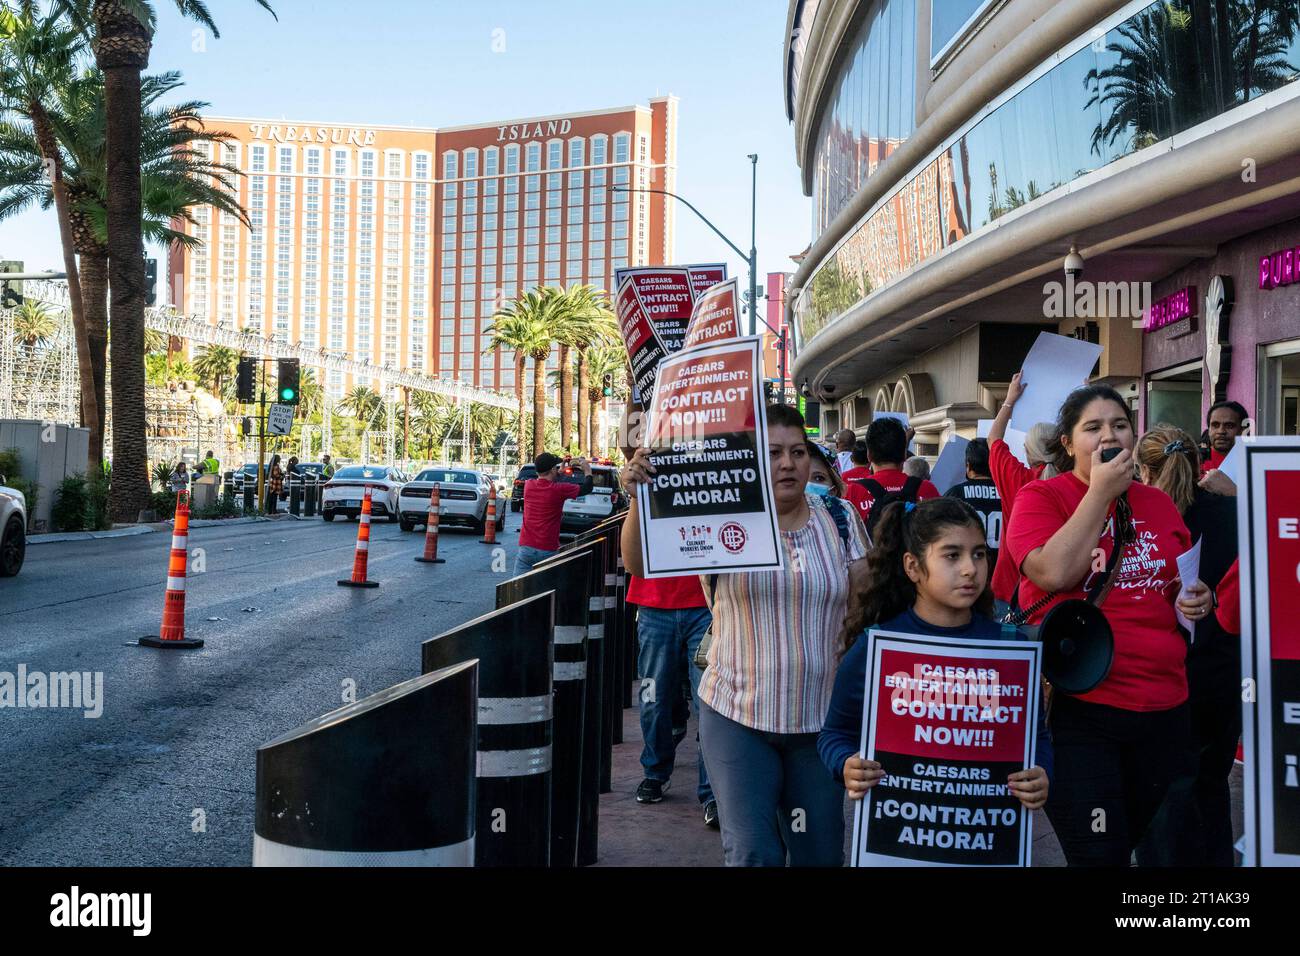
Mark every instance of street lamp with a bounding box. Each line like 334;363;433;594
611;154;789;401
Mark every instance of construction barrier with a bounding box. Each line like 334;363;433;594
479;483;498;545
338;487;379;588
139;492;203;649
253;661;478;866
499;550;592;868
415;484;445;564
422;593;554;867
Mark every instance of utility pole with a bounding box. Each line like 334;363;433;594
255;359;267;513
748;153;758;337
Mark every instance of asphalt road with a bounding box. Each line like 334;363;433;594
0;513;517;866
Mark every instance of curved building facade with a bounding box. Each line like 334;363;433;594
785;0;1300;450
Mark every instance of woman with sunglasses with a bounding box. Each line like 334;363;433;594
1004;386;1213;866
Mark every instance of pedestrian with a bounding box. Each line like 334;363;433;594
201;449;220;476
820;497;1051;809
623;565;717;826
266;454;284;515
1004;385;1213;866
1200;400;1248;475
843;416;940;537
945;438;1003;585
840;439;872;482
833;428;856;474
807;442;868;516
513;452;592;575
621;403;871;866
902;456;931;481
321;454;335;479
1134;425;1239;867
169;461;189;495
985;371;1057;617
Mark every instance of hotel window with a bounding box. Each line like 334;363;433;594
524;263;539;282
385;151;402;177
482;248;497;266
567;242;582;259
442;250;456;267
591;188;607;208
463;148;479;178
613;201;629;222
568;177;583;197
460;267;475;283
442;267;457;285
483;195;498;214
503;211;518;230
526;143;541;172
445;232;457;249
483;147;499;176
546;208;561;226
414;153;430;179
613;221;628;240
613;240;628;257
441;287;455;304
525;228;539;245
503;247;518;265
524;245;539;263
443;151;458;179
464;180;478;197
484;180;498;198
568;206;584;225
590;168;606;186
482;266;497;284
590;204;606;223
462;197;477;215
525;193;540;211
546;227;561;245
483;218;497;235
444;182;458;199
587;258;602;277
568;137;584;167
525;210;540;228
504;144;520;173
566;260;582;279
591;134;608;165
545;243;560;260
613;166;630;185
547;140;562;169
277;148;294;174
463;215;478;232
332;150;348;176
503;229;517;246
460;283;475;301
442;216;456;234
614;133;630;163
443;199;457;216
501;276;516;292
305;148;321;175
251;145;267;172
504;177;519;194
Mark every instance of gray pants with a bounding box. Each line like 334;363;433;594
698;701;845;866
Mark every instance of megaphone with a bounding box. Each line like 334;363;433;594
1032;599;1114;695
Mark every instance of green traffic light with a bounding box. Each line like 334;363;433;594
280;387;296;401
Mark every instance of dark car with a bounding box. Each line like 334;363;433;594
510;464;538;512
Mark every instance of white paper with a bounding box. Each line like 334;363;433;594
1175;538;1203;636
930;436;969;494
873;410;915;453
976;419;994;439
1008;332;1103;434
1216;440;1243;484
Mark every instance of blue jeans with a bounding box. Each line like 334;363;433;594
636;606;713;803
513;545;556;577
698;701;845;866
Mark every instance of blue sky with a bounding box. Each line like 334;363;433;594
1;0;810;302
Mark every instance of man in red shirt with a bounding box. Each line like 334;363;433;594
1201;400;1248;475
843;418;939;529
839;440;872;483
513;452;592;575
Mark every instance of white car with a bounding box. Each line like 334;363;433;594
1;475;27;577
321;465;406;522
397;467;507;535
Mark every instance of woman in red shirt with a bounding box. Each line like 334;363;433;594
1006;385;1213;866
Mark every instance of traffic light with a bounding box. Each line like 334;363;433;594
763;381;774;406
145;258;157;306
236;356;256;403
277;358;301;405
602;373;613;397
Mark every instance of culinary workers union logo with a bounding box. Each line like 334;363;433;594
718;522;748;554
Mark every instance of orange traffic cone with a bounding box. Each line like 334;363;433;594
140;491;204;648
338;486;380;588
479;482;498;545
415;484;445;564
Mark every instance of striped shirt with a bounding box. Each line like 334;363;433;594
697;494;870;734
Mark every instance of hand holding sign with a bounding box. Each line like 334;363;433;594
843;755;885;800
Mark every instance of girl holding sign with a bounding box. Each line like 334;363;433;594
819;497;1051;810
621;404;872;866
1006;386;1214;866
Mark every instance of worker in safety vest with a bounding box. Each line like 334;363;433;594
202;450;220;476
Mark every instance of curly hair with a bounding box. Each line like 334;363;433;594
837;497;994;656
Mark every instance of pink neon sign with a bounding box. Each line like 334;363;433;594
1144;286;1196;333
1259;245;1300;289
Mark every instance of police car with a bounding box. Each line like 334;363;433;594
321;465;406;521
397;467;506;534
559;462;627;535
0;474;26;577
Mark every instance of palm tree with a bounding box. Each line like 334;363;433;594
0;4;97;471
485;290;561;459
10;300;58;347
550;284;616;452
192;342;238;395
410;389;451;461
57;0;276;521
563;284;617;454
339;384;384;429
296;366;323;420
584;343;629;456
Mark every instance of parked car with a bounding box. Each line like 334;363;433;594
510;464;538;512
397;467;506;534
321;465;407;521
231;463;262;494
0;474;27;577
560;463;627;535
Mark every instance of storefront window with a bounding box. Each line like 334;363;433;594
797;0;1300;350
1260;342;1300;435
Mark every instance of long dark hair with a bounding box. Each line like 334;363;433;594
839;497;994;656
1045;384;1131;473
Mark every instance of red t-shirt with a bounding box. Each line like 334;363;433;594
989;439;1047;601
1200;446;1226;475
1006;474;1191;711
627;573;707;609
840;466;873;483
1215;558;1240;634
518;477;582;551
841;468;940;525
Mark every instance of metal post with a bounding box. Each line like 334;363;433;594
256;359;267;514
749;153;758;338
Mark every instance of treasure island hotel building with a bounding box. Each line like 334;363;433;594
168;98;679;397
786;1;1300;450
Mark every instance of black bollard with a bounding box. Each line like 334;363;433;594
253;660;478;865
304;477;317;517
422;592;554;867
243;483;256;513
499;550;591;868
289;479;302;516
573;529;617;793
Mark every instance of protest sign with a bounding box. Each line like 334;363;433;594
1175;538;1203;636
614;267;696;354
929;436;969;495
1008;332;1102;434
851;630;1041;867
682;278;741;351
636;336;782;577
685;263;728;299
1237;437;1300;866
616;277;669;404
